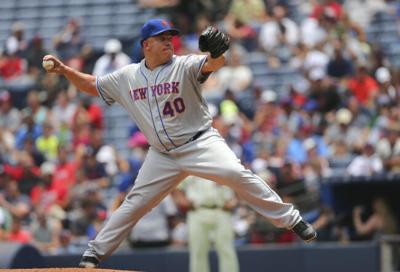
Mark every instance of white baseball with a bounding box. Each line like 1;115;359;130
42;60;55;70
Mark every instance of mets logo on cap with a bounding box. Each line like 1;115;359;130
161;20;169;27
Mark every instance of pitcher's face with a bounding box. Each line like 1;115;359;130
144;32;174;63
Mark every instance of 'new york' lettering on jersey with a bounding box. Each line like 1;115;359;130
129;81;180;101
96;55;212;152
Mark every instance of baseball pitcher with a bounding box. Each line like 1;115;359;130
42;18;317;268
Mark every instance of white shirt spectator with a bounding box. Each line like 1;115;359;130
93;39;131;76
347;152;383;176
51;91;76;132
300;17;327;48
375;138;400;159
303;48;330;74
259;18;299;51
344;0;388;28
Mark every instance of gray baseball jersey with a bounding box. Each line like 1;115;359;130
96;54;212;152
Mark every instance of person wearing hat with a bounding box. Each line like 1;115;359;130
42;18;316;269
92;39;131;76
0;90;21;133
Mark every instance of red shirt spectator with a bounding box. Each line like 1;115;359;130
87;103;104;129
347;67;378;105
311;0;342;20
8;218;32;244
0;56;25;80
53;161;77;189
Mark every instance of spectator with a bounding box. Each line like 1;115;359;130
0;127;15;164
15;113;42;150
375;123;400;173
300;11;329;49
53;18;90;71
23;136;45;167
54;230;80;254
111;131;148;211
0;38;28;82
79;146;109;188
89;128;118;177
0;179;31;220
209;45;253;95
50;90;77;134
259;3;299;65
275;161;307;203
303;44;330;76
0;90;21;133
82;97;103;130
310;0;343;20
0;205;11;241
129;195;178;248
22;91;48;126
324;108;363;152
25;35;49;76
30;208;62;254
302;138;331;191
92;39;131;76
326;40;354;80
7;215;31;244
347;64;379;107
347;143;383;176
374;66;398;107
35;121;59;161
225;0;267;26
344;0;388;28
307;68;341;113
5;22;28;58
224;0;266;50
52;145;77;192
4;151;41;196
352;197;398;239
30;161;68;214
68;198;98;242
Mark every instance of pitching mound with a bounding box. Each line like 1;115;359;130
0;269;140;272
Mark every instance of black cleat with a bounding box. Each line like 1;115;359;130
291;220;317;242
79;256;99;268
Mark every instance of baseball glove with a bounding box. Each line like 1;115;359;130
199;26;230;58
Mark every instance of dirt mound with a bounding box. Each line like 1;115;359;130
0;269;140;272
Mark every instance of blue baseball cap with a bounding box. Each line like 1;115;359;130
141;19;179;44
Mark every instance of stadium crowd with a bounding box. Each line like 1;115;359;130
0;0;399;255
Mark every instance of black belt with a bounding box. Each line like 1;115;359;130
185;130;206;144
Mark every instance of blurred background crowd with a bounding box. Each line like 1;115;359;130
0;0;399;256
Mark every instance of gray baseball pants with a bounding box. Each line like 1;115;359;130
83;128;301;259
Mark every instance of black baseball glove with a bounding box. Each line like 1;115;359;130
199;26;230;58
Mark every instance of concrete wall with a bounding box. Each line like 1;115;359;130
44;242;379;272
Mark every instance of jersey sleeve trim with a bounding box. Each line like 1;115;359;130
95;76;114;106
196;55;210;84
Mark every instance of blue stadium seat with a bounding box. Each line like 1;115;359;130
84;15;112;27
245;51;268;65
42;7;65;18
0;0;15;8
87;5;114;16
16;0;39;8
114;4;140;15
40;0;64;7
15;8;40;20
66;6;88;17
65;0;88;6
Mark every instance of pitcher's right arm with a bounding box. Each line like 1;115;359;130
42;55;98;96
